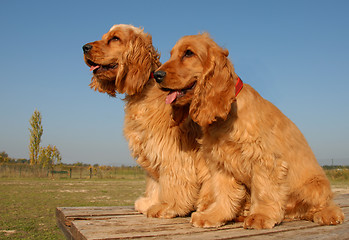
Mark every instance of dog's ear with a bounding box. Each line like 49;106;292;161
189;46;237;127
120;33;155;95
89;77;117;97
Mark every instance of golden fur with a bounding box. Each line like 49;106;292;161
156;33;344;229
83;25;211;218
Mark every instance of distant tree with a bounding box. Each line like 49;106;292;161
74;162;84;167
0;151;9;163
16;158;30;164
29;110;43;165
38;145;62;169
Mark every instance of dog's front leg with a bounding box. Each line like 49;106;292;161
146;161;199;218
243;159;289;229
191;171;246;228
135;175;160;214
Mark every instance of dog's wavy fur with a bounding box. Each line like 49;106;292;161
83;25;211;218
156;33;344;229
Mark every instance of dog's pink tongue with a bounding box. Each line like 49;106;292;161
90;65;100;71
166;91;179;104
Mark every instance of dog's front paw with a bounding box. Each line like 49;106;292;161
190;211;225;228
313;205;344;225
135;197;155;215
146;203;177;219
243;214;276;229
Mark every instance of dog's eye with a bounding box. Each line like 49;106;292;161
184;50;194;58
109;36;120;43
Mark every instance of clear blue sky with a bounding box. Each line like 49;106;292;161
1;0;348;166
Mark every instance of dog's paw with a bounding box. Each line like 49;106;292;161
243;214;276;229
146;203;177;219
313;205;344;225
134;197;154;215
190;211;225;228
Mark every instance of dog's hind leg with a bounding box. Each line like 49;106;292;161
292;174;344;225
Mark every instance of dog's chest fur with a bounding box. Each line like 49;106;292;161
123;82;202;179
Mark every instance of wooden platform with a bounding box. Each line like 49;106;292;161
56;193;349;240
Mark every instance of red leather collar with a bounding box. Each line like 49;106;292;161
235;77;243;97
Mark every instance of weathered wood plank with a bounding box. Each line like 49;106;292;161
68;207;349;240
56;193;349;240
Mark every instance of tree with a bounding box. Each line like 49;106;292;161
38;145;62;169
29;109;43;165
0;151;9;163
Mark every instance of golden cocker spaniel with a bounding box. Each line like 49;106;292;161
83;25;210;218
155;33;344;229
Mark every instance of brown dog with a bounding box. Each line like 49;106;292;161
155;33;344;229
83;25;210;218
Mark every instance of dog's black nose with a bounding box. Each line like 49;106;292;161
154;71;166;83
82;44;92;54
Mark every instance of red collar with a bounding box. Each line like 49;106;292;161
150;72;154;79
235;77;243;97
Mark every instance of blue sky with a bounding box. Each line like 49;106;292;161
1;0;348;166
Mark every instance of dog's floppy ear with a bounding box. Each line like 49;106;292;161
120;33;156;95
189;46;237;127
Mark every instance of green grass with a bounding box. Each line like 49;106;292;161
0;178;146;240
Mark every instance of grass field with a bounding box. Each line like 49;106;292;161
0;177;146;240
0;168;348;240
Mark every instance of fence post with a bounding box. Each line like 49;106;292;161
69;168;72;179
89;167;92;179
